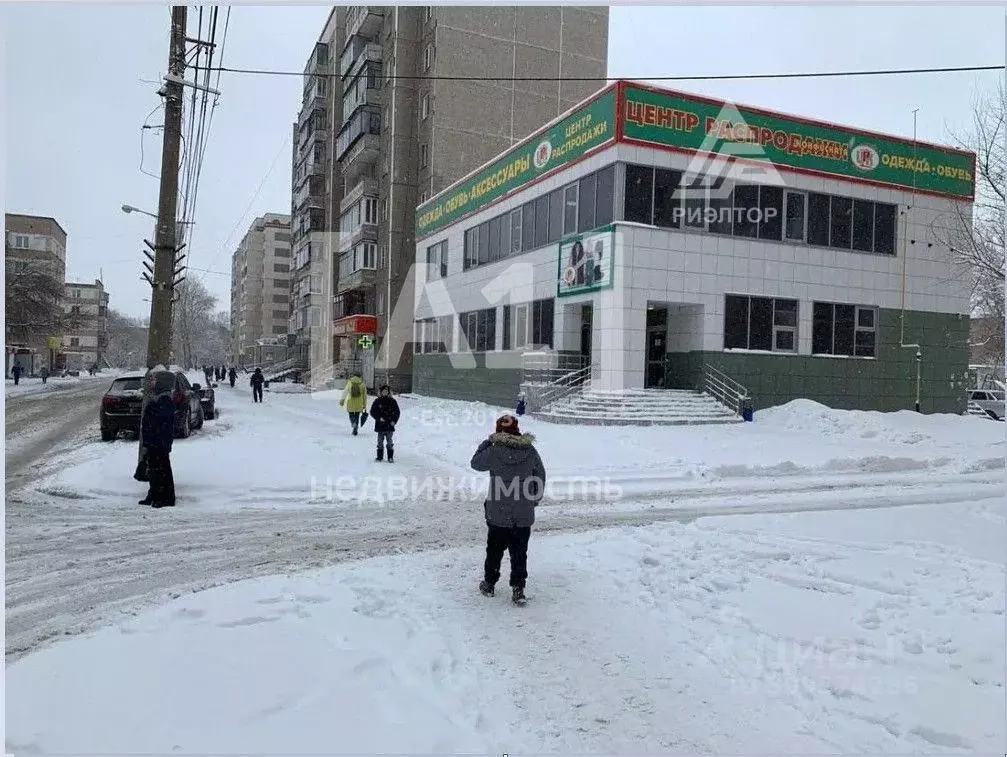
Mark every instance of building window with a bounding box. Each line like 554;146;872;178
364;197;378;225
380;198;388;221
724;295;798;353
420;143;428;168
70;337;79;347
758;185;784;241
273;309;288;319
682;175;707;230
273;263;290;273
784;191;806;241
624;164;653;224
70;305;81;314
273;294;289;304
509;207;523;254
421;93;430;120
423;44;434;71
577;173;596;233
807;193;831;246
812;302;877;357
829;195;853;249
732;184;759;238
653;167;682;229
426;239;448;279
594;164;615;228
531;298;554;348
458;307;496;352
425;6;432;22
14;234;29;248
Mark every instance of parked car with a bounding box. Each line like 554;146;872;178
100;370;204;441
192;381;216;419
967;389;1005;420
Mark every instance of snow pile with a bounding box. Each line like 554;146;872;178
268;382;310;394
24;387;1005;512
7;498;1004;754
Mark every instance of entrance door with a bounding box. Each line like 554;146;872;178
580;304;593;362
645;307;668;388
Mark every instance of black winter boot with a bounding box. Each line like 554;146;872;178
387;447;394;463
479;580;494;596
512;587;527;605
375;447;383;462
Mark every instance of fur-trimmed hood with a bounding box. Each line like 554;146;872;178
489;432;536;447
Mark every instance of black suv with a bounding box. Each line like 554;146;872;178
100;371;204;441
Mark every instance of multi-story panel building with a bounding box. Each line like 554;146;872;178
61;279;110;371
229;213;292;366
290;5;609;390
5;213;69;373
412;81;976;415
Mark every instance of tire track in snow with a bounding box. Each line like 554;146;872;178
5;470;1003;663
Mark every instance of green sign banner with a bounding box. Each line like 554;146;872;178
416;88;617;238
621;84;975;200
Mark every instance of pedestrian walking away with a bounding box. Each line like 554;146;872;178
139;370;177;508
11;363;22;385
368;384;400;462
339;374;369;435
250;367;265;402
39;366;49;384
470;414;546;605
228;366;236;388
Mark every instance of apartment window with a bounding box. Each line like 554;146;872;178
458;307;496;352
426;239;448;279
70;337;79;347
577;173;596;233
423;44;434;71
724;295;798;353
829;196;853;249
273;263;290;273
594;164;615;228
275;231;291;243
380;198;388;221
563;182;579;235
509;207;523;254
419;190;429;203
421;93;430;120
732;184;759;238
425;6;432;22
807;193;831;246
531;298;554;348
813;302;877;357
364;197;378;225
73;289;82;299
420;143;429;168
14;234;29;248
274;247;291;257
274;279;288;289
70;305;81;314
625;164;654;224
272;309;288;319
653;167;682;229
784;191;806;241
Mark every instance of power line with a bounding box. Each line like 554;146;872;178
198;63;1003;82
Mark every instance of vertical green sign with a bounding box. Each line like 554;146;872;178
621;84;975;200
416;88;618;238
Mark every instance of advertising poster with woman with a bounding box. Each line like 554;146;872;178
557;227;614;297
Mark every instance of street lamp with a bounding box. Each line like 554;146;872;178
121;204;158;220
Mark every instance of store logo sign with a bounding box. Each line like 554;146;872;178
851;144;880;172
533;139;553;170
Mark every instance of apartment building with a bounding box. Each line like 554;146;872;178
5;213;69;373
229;213;293;366
61;279;110;371
289;5;609;390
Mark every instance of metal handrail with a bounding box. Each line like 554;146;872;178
536;364;593;407
703;364;750;415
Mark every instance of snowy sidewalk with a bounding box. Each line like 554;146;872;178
7;497;1004;754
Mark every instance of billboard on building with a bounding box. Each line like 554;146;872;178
557;225;615;298
415;87;618;239
619;82;976;201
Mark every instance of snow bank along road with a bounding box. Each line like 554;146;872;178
5;378;110;492
6;464;1003;663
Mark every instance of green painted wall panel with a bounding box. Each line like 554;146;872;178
413;353;522;408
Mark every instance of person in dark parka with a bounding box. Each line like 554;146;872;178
470;414;546;605
368;384;400;462
228;366;237;388
11;363;21;385
139;370;177;508
250;367;265;402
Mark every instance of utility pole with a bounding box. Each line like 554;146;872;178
136;6;187;485
145;5;187;369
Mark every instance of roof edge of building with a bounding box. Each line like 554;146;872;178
5;213;69;238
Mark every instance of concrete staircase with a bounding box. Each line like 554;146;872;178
535;387;742;426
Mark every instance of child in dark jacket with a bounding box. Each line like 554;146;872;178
368;384;400;462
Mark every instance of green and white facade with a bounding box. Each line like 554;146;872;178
412;81;976;414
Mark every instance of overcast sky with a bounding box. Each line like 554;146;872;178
5;4;1004;319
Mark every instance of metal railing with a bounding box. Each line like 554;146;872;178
521;352;588;385
535;364;593;407
702;364;750;416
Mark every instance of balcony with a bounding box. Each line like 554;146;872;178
345;6;383;42
340;37;382;80
337;220;377;254
340;177;379;214
336;267;377;296
293;175;326;211
302;43;329;82
293;154;326;190
298;98;325;129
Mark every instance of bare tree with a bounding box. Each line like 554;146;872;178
105;310;149;368
172;279;229;368
5;261;84;344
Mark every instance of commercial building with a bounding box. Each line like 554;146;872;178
412;81;976;414
289;6;608;390
229;213;292;366
5;213;69;374
61;279;109;371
